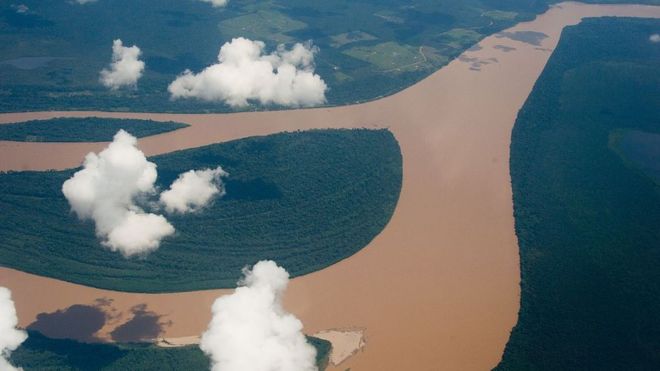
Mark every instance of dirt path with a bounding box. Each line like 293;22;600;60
1;3;658;370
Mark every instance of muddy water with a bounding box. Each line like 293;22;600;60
1;3;658;370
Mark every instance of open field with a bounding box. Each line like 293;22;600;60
343;42;424;72
1;3;659;371
483;10;520;22
0;117;187;142
497;17;660;369
218;10;307;44
0;129;401;292
437;28;484;50
329;31;377;48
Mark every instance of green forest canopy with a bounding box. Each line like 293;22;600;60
0;117;188;142
10;331;331;371
497;17;660;370
0;129;402;292
1;0;657;112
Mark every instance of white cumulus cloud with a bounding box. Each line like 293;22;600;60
100;39;145;90
0;287;27;371
62;130;174;256
650;34;660;43
200;0;228;7
168;37;327;107
75;0;97;4
160;167;227;213
105;211;174;254
200;260;318;371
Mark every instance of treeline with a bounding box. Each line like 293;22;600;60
497;18;660;370
0;117;188;142
10;331;331;370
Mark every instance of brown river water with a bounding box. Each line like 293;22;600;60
1;3;658;370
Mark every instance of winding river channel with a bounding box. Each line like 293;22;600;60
1;3;659;370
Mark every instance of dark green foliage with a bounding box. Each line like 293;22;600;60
308;336;333;371
0;117;188;142
610;129;660;184
9;331;331;371
497;18;660;370
2;1;658;113
0;129;402;292
4;0;648;113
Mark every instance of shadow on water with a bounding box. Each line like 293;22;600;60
27;298;170;344
495;31;549;46
494;44;517;52
27;298;111;342
458;55;499;71
110;304;172;342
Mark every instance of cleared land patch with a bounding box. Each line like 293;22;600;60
482;10;519;22
218;10;307;44
343;42;424;72
0;117;188;142
439;28;484;50
0;129;402;292
330;31;377;48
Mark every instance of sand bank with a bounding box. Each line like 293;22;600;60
155;336;201;348
313;329;366;366
1;3;659;370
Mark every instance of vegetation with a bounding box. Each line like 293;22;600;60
609;129;660;184
497;18;660;370
0;129;402;292
2;0;655;113
9;331;331;371
0;117;188;142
